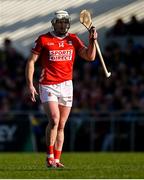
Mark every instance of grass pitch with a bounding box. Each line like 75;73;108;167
0;152;144;179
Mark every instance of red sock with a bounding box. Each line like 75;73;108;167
47;145;54;159
54;149;61;163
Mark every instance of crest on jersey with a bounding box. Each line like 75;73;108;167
68;41;72;45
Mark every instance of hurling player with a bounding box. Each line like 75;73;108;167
25;10;97;168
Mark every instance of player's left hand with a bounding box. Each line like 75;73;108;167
89;26;98;40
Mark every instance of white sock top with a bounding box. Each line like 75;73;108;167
47;154;54;158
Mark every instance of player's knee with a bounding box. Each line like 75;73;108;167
49;116;59;129
57;123;65;131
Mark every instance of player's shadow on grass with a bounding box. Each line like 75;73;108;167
0;167;73;171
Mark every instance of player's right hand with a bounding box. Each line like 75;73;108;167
28;85;38;102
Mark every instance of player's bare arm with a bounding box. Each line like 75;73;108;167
25;53;39;102
79;26;97;61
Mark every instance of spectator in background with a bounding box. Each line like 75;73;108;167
3;38;24;76
127;15;142;35
0;38;32;112
106;18;127;37
106;15;144;36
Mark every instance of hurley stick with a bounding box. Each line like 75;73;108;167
80;9;111;78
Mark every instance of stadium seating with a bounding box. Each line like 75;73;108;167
0;0;144;57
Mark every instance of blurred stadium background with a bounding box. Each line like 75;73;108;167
0;0;144;153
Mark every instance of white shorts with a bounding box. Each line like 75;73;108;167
39;80;73;107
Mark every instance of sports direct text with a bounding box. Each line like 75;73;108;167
49;49;73;61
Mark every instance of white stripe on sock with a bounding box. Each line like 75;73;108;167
47;154;54;158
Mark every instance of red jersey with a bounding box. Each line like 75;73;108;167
32;32;85;85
